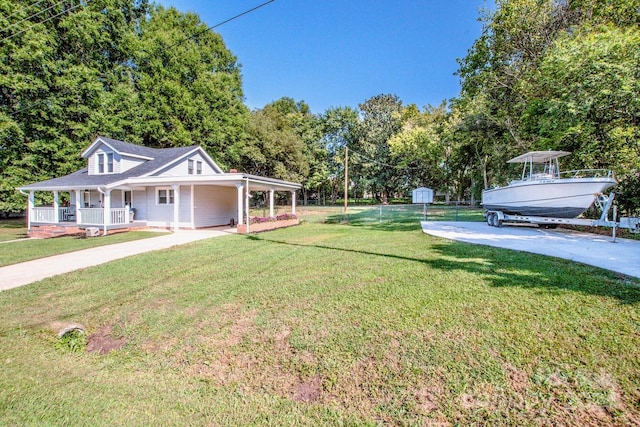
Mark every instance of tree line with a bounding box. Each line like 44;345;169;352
1;0;639;215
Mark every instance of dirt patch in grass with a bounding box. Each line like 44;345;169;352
293;375;323;403
86;324;127;354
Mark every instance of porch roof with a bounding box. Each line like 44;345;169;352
19;172;301;193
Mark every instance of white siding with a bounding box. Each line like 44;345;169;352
144;185;192;228
110;190;124;208
89;146;117;175
179;186;192;227
193;186;236;227
120;155;146;173
87;156;94;175
86;143;147;175
144;186;173;227
155;152;219;177
132;190;146;221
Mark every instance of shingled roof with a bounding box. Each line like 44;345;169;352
20;137;199;190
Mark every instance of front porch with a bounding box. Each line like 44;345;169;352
31;207;133;226
29;206;147;238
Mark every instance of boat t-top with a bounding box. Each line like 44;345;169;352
482;150;617;219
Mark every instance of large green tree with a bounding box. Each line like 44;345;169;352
0;0;149;212
454;0;640;203
388;103;452;195
353;94;403;203
0;1;247;213
317;106;359;204
240;98;310;184
132;6;248;168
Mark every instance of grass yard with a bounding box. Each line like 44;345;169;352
0;220;639;425
0;231;167;267
0;217;28;242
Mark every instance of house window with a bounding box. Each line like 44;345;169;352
188;159;194;174
157;188;174;205
97;152;114;174
107;152;114;173
196;161;202;175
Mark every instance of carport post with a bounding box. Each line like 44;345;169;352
245;178;250;233
102;189;111;236
74;190;81;224
235;183;244;225
27;191;34;231
269;188;275;218
291;190;296;215
53;191;60;223
172;184;180;231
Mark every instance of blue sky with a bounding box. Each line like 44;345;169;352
158;0;490;114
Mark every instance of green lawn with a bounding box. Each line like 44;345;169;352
0;220;638;425
0;218;28;242
0;231;167;267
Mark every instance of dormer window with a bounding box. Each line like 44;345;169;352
97;152;114;174
188;159;194;174
197;161;202;174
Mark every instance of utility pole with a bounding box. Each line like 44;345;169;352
344;146;349;214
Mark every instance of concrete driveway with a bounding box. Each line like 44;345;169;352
0;228;234;292
421;221;640;279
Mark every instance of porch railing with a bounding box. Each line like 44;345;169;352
32;207;130;225
32;207;56;223
77;208;129;225
59;206;74;221
110;208;128;225
78;208;104;225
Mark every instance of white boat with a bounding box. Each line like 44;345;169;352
482;151;617;218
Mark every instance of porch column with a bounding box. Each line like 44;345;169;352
27;191;34;231
291;190;297;215
190;185;195;229
245;179;251;233
235;183;244;225
172;184;180;231
74;190;81;224
103;189;111;236
269;188;275;218
53;191;60;223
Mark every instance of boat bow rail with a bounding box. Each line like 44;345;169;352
559;169;615;179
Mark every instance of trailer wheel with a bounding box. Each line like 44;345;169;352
487;213;494;226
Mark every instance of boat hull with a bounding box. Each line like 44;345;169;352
482;179;616;218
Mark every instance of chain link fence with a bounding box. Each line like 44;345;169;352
297;203;485;226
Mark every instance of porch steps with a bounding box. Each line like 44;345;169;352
29;225;82;239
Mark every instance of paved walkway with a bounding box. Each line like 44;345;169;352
421;221;640;279
0;229;234;292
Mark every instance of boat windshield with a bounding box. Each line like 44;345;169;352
521;157;560;181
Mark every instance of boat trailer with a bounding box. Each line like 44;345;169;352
484;192;640;240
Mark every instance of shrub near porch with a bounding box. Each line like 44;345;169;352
237;213;299;233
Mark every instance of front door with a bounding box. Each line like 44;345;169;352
123;191;132;208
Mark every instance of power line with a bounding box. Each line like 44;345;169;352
0;0;68;34
3;1;273;117
164;0;275;52
3;0;43;22
1;1;86;42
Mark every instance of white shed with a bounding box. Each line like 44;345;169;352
412;187;433;204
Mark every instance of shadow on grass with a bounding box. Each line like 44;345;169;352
245;231;640;305
323;206;483;233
